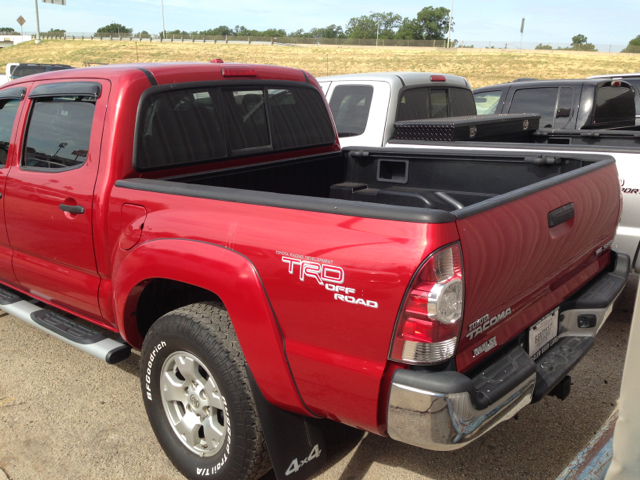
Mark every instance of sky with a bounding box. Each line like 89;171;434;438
2;0;639;47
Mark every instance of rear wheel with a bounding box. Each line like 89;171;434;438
140;301;271;480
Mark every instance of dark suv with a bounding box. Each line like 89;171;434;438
474;78;638;129
10;64;74;80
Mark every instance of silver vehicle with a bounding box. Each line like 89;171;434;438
318;72;476;148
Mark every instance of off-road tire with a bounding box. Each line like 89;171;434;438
140;301;272;480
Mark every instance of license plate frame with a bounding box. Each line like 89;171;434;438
528;308;559;360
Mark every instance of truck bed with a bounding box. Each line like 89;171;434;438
147;147;611;216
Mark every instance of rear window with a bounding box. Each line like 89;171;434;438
474;90;502;115
328;85;374;137
268;87;335;149
12;65;48;79
593;84;636;126
396;87;474;121
449;88;477;116
135;84;335;171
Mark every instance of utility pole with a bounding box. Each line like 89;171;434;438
160;0;166;39
520;18;525;54
34;0;41;44
447;0;453;48
370;11;380;47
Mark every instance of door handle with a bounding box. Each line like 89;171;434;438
59;204;85;215
548;203;574;228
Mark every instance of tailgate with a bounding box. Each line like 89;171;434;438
454;159;620;372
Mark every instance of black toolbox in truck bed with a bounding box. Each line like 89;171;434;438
393;113;541;142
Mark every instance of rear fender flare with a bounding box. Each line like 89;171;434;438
114;238;311;415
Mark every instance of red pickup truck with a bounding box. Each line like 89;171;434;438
0;63;630;480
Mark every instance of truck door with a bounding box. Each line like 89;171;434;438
0;85;29;287
4;80;110;320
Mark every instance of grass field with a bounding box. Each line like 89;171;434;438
1;40;639;87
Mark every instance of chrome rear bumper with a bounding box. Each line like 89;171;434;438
387;252;630;451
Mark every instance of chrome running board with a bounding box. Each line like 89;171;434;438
0;286;131;364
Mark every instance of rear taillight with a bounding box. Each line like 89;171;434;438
431;75;446;82
389;242;464;365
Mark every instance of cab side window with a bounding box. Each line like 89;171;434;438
23;95;96;170
509;87;558;128
0;99;21;167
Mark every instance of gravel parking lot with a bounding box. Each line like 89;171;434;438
1;274;637;480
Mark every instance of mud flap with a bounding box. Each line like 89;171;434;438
247;369;326;480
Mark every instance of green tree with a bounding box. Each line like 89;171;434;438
346;12;402;39
198;26;235;36
622;34;640;53
557;34;597;51
345;15;380;38
535;43;553;50
96;23;132;34
258;28;287;37
313;24;346;38
395;18;422;40
46;28;66;36
572;34;587;45
415;6;452;40
0;27;16;34
234;25;249;35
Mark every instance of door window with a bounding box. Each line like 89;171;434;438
23;95;96;170
0;99;20;166
509;87;559;128
328;85;374;137
474;90;502;115
554;87;574;129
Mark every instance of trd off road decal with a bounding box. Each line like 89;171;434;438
276;251;378;308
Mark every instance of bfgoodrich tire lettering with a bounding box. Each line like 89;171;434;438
141;301;271;480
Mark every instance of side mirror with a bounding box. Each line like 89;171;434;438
475;97;487;103
556;108;572;118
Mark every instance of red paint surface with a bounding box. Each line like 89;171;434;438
455;164;620;372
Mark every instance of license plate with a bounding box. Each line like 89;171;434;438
529;308;559;360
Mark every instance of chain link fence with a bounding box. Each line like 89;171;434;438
5;32;640;53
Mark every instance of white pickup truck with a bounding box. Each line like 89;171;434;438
318;72;640;273
0;63;18;86
318;72;476;148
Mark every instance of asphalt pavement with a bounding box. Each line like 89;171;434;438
1;274;637;480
